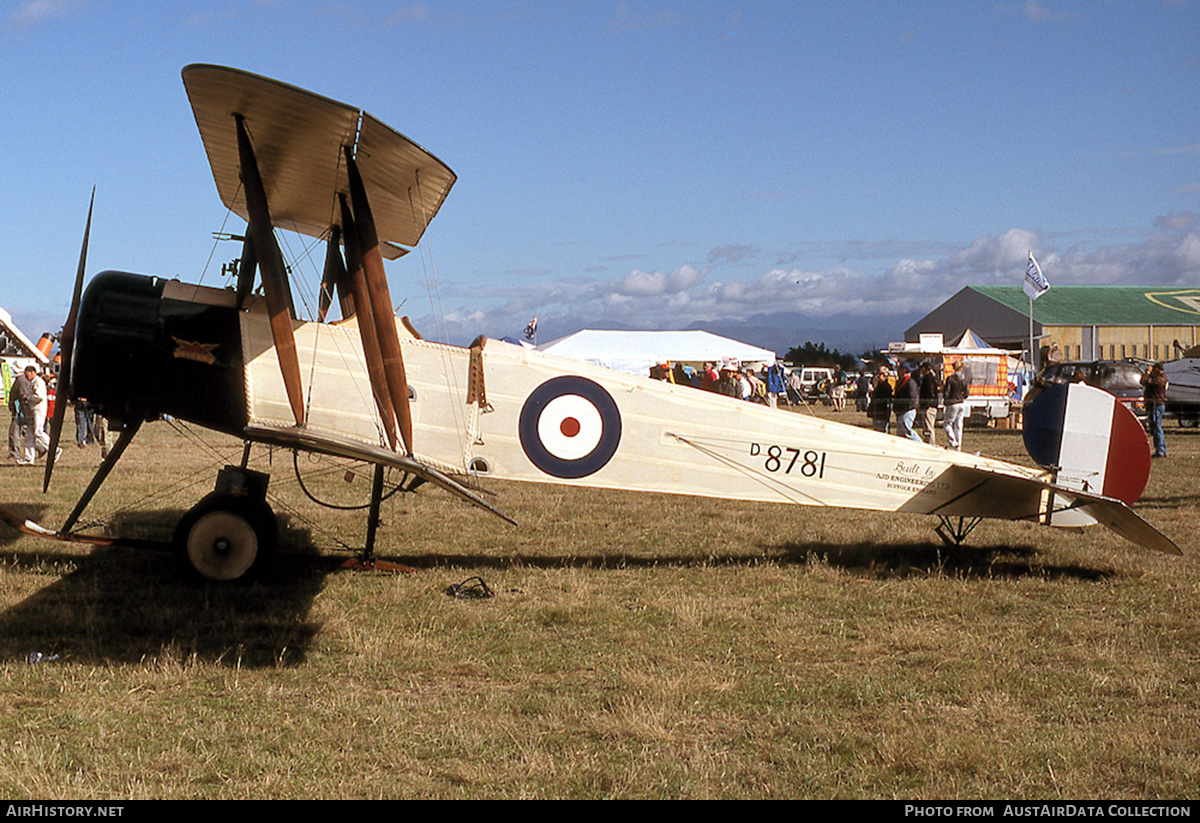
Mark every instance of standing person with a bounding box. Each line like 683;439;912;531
918;362;941;445
787;368;803;405
856;371;871;413
868;367;893;433
1142;363;1169;458
17;366;51;465
75;398;96;447
716;368;738;398
766;362;786;409
736;369;753;402
8;368;32;460
892;363;921;442
829;364;847;412
942;360;969;451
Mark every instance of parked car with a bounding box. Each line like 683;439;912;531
792;367;834;401
1164;356;1200;427
1035;359;1147;417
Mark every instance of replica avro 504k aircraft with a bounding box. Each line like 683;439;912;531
3;65;1180;580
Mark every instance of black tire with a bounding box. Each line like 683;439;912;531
174;494;277;581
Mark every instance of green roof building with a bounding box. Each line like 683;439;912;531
906;286;1200;367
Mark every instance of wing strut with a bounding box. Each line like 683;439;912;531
339;194;398;451
235;114;306;426
235;231;258;308
318;226;354;322
344;147;414;456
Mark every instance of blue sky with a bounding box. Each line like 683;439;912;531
2;1;1197;347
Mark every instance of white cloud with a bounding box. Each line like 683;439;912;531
707;244;760;264
1023;1;1053;23
419;216;1200;343
4;0;82;32
1155;211;1196;232
608;265;704;297
948;228;1041;273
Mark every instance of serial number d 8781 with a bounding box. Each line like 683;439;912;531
749;444;826;478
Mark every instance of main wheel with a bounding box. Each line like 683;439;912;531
174;495;277;581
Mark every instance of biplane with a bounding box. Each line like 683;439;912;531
2;65;1181;580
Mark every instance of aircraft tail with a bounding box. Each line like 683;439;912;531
1023;382;1152;505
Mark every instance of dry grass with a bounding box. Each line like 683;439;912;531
0;405;1198;798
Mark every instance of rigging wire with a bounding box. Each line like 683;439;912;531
235;116;383;447
408;175;471;470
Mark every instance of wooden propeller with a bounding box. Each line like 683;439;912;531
43;188;94;492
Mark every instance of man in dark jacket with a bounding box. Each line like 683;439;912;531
1142;363;1168;458
892;363;921;441
868;367;893;433
918;362;941;445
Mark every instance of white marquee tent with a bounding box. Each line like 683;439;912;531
537;330;776;377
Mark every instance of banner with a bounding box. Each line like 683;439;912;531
1024;252;1050;300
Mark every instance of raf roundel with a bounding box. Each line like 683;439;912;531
519;376;622;479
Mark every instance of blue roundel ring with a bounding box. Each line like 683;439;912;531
519;376;622;479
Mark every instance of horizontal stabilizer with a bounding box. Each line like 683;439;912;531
244;424;515;526
1072;498;1181;556
939;464;1179;555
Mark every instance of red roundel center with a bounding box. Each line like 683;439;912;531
560;417;581;438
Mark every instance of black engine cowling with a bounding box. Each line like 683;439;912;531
73;271;248;435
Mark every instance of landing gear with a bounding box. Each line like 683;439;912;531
934;515;983;548
174;466;276;581
339;462;415;575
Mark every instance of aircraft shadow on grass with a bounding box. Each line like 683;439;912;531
0;501;50;549
768;540;1116;581
352;535;1116;583
1135;493;1198;510
0;509;328;668
0;507;1121;668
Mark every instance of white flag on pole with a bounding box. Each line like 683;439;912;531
1023;252;1049;300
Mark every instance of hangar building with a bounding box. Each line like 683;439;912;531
906;286;1200;367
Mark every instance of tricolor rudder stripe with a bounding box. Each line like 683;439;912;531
1023;383;1150;505
519;376;622;479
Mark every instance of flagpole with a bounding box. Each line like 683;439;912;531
1023;251;1048;373
1029;292;1035;372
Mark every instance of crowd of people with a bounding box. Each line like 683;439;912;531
643;353;1172;459
865;359;969;450
6;365;105;465
649;360;796;408
7;365;57;465
647;359;972;450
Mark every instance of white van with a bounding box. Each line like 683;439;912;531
795;367;834;398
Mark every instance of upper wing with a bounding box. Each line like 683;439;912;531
182;64;456;254
243;423;515;526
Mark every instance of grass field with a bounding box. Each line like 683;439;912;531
1;404;1197;799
